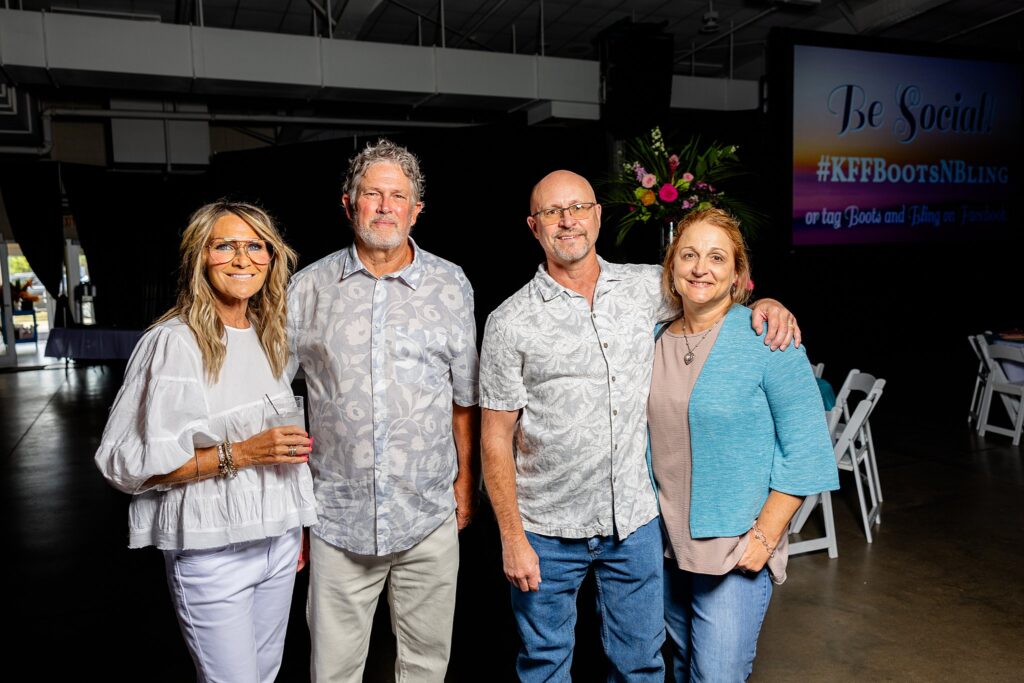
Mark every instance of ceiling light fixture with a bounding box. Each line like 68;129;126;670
700;1;720;34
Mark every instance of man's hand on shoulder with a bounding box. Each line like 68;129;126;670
750;298;801;351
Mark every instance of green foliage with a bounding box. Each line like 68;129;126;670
8;255;31;274
600;127;765;246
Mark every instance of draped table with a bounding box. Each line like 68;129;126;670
45;327;143;360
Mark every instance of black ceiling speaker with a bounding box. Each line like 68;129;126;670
595;19;674;138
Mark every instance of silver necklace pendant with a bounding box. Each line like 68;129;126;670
681;321;714;366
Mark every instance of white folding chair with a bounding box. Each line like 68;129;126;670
967;335;988;426
834;370;886;499
789;399;873;559
831;369;885;541
976;339;1024;446
812;361;825;379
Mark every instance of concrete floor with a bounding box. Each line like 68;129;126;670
757;430;1024;681
2;362;1022;681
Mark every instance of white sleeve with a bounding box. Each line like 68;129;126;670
93;325;216;494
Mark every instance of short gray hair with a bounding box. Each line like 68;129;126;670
342;138;425;203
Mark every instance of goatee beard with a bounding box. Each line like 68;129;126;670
356;224;407;251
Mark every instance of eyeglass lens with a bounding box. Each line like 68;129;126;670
537;203;594;224
208;239;272;265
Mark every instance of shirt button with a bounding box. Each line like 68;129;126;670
611;376;616;382
603;342;608;348
613;409;618;416
592;313;597;319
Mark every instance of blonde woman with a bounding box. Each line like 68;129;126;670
95;201;317;682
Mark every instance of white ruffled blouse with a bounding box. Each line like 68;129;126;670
95;318;318;550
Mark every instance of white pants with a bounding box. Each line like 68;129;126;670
163;527;302;683
308;513;459;683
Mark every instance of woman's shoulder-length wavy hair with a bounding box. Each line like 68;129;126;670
154;200;297;382
661;207;752;310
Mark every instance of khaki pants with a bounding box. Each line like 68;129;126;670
307;513;459;683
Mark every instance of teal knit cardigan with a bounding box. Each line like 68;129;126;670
650;304;840;538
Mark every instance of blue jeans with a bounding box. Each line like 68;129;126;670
510;518;665;683
663;561;773;682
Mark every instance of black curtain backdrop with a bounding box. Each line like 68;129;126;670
209;121;613;335
59;121;614;331
0;161;66;300
63;165;212;328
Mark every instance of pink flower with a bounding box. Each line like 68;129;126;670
641;173;657;189
682;200;692;209
668;155;680;172
634;165;648;183
659;184;679;203
682;172;694;182
746;279;755;291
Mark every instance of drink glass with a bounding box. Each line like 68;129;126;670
264;395;306;431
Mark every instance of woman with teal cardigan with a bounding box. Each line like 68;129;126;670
647;208;839;682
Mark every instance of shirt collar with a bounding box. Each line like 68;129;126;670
341;237;424;289
533;255;625;302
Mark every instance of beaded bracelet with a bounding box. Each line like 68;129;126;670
217;441;238;479
752;522;777;558
224;441;238;478
216;443;227;477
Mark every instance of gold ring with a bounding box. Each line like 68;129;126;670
288;445;297;456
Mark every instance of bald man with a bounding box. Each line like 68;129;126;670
479;171;798;682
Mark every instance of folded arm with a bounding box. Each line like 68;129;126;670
143;426;311;489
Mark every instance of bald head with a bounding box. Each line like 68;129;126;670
526;170;602;270
529;170;597;214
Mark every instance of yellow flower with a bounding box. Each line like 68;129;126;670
640;190;656;206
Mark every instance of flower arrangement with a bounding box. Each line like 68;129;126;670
11;277;41;310
601;127;763;246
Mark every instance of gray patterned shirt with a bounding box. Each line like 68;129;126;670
287;240;479;555
480;257;675;540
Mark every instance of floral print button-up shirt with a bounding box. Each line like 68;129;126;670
480;258;674;540
288;240;479;555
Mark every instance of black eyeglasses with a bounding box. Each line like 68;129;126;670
531;202;597;226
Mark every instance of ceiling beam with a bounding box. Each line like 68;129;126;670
336;0;386;40
831;0;956;35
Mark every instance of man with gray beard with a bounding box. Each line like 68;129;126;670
287;139;479;683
